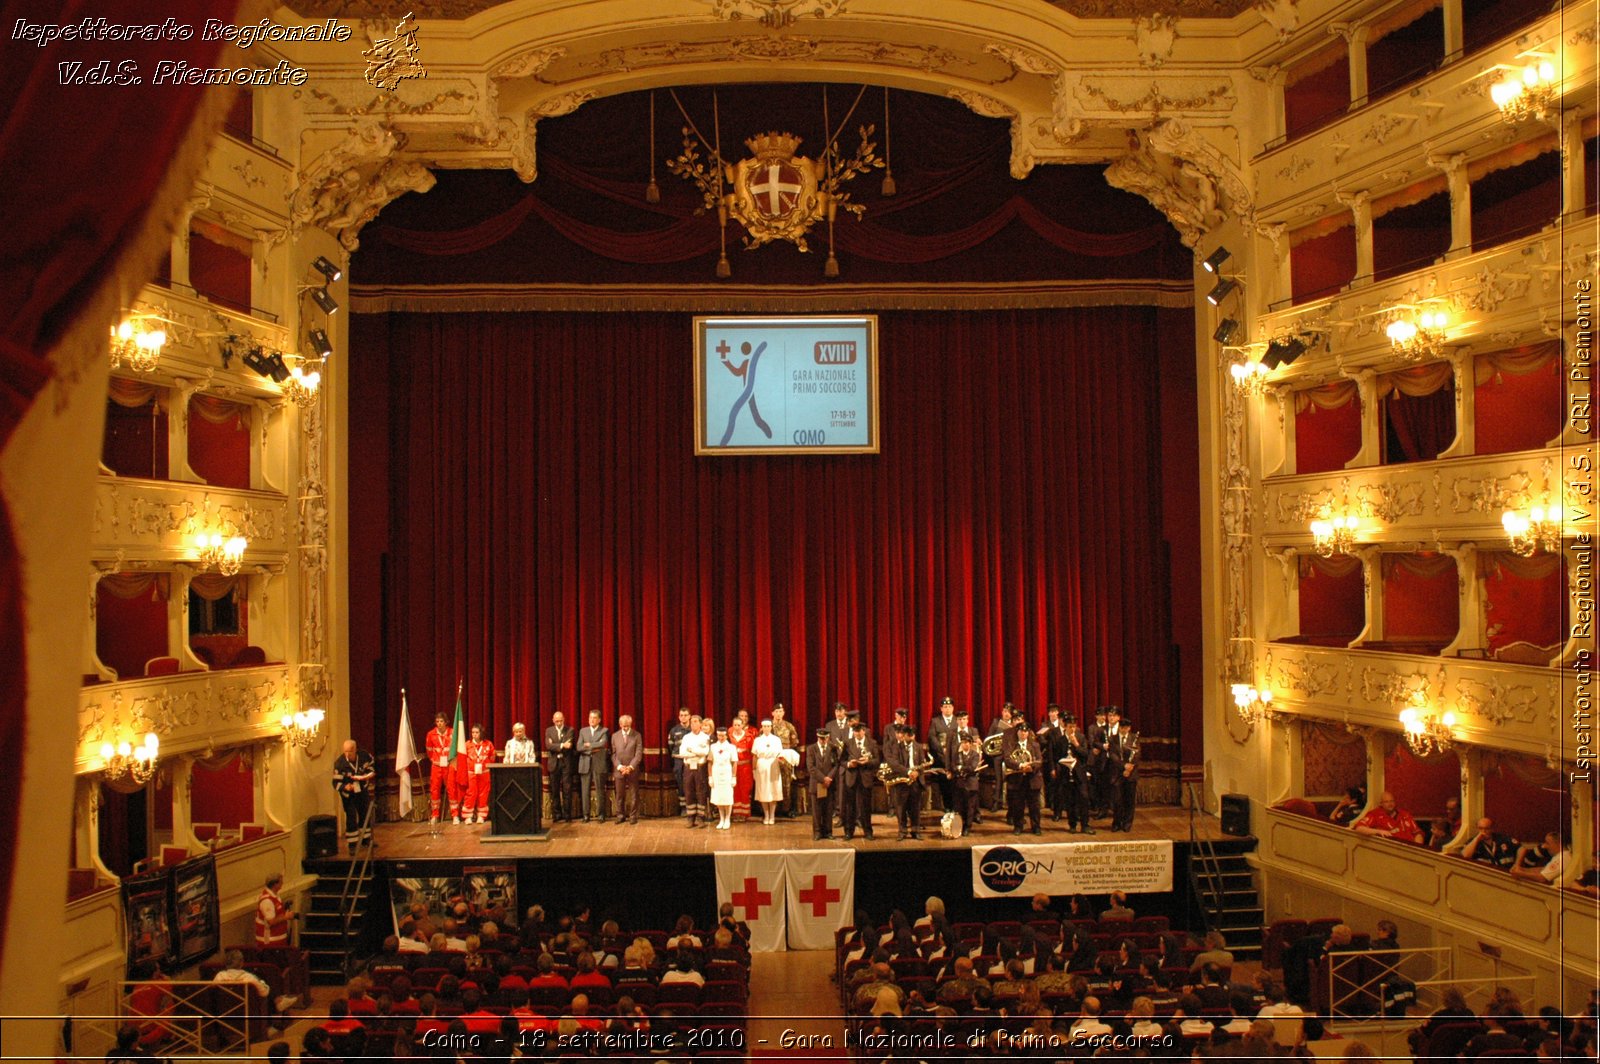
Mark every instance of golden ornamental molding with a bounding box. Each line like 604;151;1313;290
76;667;293;769
704;0;849;27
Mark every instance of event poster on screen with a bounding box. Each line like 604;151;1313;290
694;316;879;455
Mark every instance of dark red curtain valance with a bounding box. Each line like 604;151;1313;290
349;307;1191;759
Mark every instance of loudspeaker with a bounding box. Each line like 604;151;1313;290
306;814;340;859
1220;793;1250;837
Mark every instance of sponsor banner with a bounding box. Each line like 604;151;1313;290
784;849;854;951
714;850;788;953
970;840;1173;898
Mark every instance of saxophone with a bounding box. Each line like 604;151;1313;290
880;752;935;787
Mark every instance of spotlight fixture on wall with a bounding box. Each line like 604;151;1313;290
1206;276;1239;305
308;329;333;361
1202;246;1231;274
1213;318;1240;345
1490;60;1558;123
1502;503;1562;556
1261;333;1314;369
1230;683;1272;726
1399;691;1456;756
101;731;160;784
109;317;168;373
309;287;339;315
241;346;291;383
311;255;343;283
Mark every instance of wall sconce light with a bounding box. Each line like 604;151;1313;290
311;256;343;283
101;731;160;784
197;533;247;576
1231;683;1272;726
284;361;321;409
1502;503;1562;556
109;318;168;373
1399;692;1456;756
1207;277;1240;305
1230;360;1270;396
1309;511;1359;557
1202;246;1231;274
281;707;326;750
1386;309;1448;361
1490;60;1557;123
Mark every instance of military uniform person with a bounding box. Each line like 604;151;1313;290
807;727;840;840
841;721;878;841
952;731;984;837
885;723;929;840
770;703;800;818
1105;706;1139;832
1007;721;1045;835
1059;718;1094;833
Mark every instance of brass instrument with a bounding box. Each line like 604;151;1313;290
983;733;1007;756
1005;742;1041;777
879;753;935;787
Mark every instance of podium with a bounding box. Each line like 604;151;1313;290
487;763;545;839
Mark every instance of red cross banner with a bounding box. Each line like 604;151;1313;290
783;849;854;951
714;851;787;953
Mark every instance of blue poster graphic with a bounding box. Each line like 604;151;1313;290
696;317;878;454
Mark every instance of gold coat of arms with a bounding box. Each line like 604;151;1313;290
726;133;824;252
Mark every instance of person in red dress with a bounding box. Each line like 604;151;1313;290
462;724;496;824
730;711;755;822
424;712;461;823
1351;791;1423;844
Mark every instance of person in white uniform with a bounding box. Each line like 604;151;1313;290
708;727;738;830
751;719;784;825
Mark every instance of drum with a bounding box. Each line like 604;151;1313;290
940;811;963;838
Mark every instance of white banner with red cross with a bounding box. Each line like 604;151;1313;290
714;850;856;952
714;851;788;953
783;848;854;950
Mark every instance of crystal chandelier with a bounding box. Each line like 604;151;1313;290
1490;61;1557;123
1230;360;1270;397
1502;503;1562;557
1309;512;1359;557
109;319;167;372
197;533;247;576
101;732;160;784
283;363;321;409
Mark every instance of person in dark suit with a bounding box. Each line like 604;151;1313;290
576;710;610;822
952;730;984;837
666;707;692;817
1039;705;1066;820
953;710;983;825
928;697;960;813
986;702;1016;813
808;727;841;840
885;723;929;840
1006;721;1045;835
332;740;376;852
611;714;644;824
1058;718;1094;834
825;702;854;826
1105;707;1139;832
881;706;909;754
841;721;878;841
544;711;577;822
1089;707;1112;818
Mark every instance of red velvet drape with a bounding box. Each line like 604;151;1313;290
353;307;1183;757
0;0;238;970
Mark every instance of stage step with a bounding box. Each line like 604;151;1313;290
1189;835;1264;962
300;857;380;986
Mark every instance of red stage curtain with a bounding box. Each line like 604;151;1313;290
1381;553;1459;643
187;395;251;489
0;0;239;966
352;307;1184;757
1294;382;1361;475
1475;344;1562;454
1298;555;1365;639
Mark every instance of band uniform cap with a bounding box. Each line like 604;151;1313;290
772;702;785;710
760;719;773;728
940;696;954;705
955;709;969;718
893;706;908;716
1015;720;1032;731
815;727;832;737
852;721;868;732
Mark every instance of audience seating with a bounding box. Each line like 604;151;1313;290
144;656;180;677
232;645;267;666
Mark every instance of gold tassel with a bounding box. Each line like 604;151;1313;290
646;92;660;202
881;86;897;196
645;176;660;204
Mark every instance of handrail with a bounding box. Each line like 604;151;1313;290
1186;783;1226;933
334;800;379;977
73;979;256;1062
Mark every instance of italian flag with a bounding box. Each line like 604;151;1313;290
450;684;467;780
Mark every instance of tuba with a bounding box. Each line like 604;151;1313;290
983;733;1007;756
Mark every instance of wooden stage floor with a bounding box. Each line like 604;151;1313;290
362;803;1227;861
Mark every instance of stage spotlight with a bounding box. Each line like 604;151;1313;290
310;287;339;314
241;346;273;378
312;256;342;283
309;329;333;360
1202;246;1231;274
263;352;291;382
1262;335;1311;370
1206;277;1239;305
1213;318;1240;345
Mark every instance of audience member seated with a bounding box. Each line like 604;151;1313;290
1425;817;1455;851
1070;995;1113;1039
1328;786;1366;826
658;949;705;987
126;962;176;1050
458;988;500;1035
1512;832;1573;887
1100;890;1136;921
570;950;612;992
1407;986;1476;1054
665;914;702;952
935;956;989;1006
1190;930;1234;973
1462;818;1520;870
1191;963;1231;1010
1467;1011;1528;1057
1350;791;1423;844
319;997;365;1058
1128;996;1164;1039
527;953;568;991
212;948;282;1036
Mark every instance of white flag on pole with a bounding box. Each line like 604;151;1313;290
395;689;418;816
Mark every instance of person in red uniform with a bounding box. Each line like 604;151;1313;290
1351;790;1424;844
425;712;461;824
254;873;293;948
463;724;496;824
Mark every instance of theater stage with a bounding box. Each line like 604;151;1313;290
362;802;1226;860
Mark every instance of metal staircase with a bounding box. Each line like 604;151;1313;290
1187;784;1263;961
301;804;380;985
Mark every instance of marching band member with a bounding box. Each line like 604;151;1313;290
1060;717;1095;834
953;730;984;837
955;709;983;825
1007;721;1044;835
463;724;495;825
424;712;460;824
886;723;930;841
678;717;711;828
928;697;960;814
841;721;878;841
987;702;1017;813
1106;706;1140;832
